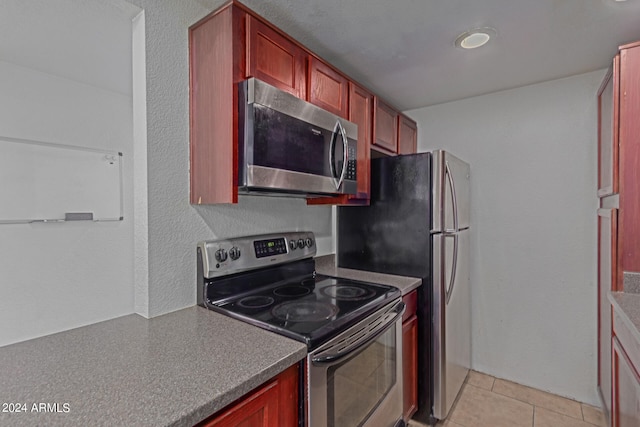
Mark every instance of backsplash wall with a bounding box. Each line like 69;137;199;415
407;70;603;405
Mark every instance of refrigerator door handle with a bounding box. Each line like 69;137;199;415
445;160;459;232
445;232;459;305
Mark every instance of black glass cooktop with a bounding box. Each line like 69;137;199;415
204;259;400;349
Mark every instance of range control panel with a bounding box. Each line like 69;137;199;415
198;231;316;278
254;237;287;258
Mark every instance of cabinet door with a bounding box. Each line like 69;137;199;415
190;5;247;205
619;44;640;273
308;57;348;118
347;82;372;201
598;207;618;417
598;56;619;197
398;114;418;155
373;98;398;154
612;338;640;427
403;314;418;421
246;16;306;98
199;364;298;427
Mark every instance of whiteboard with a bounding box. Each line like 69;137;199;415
0;136;123;223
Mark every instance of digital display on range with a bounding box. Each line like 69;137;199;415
254;238;287;258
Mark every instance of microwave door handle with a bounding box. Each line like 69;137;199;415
329;121;348;190
338;120;348;189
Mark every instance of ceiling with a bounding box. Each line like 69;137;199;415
3;0;640;111
238;0;640;110
0;0;139;95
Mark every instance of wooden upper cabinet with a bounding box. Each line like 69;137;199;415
307;57;349;118
246;15;306;98
398;114;418;154
612;337;640;427
598;56;619;198
348;82;372;200
597;207;618;418
373;98;399;154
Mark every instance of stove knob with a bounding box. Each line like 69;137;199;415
215;248;228;262
229;246;241;260
297;239;305;249
305;238;314;248
289;240;297;251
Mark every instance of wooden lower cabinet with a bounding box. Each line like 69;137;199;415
598;207;618;417
402;290;419;421
198;364;299;427
612;338;640;427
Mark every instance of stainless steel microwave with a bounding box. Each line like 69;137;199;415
238;78;358;197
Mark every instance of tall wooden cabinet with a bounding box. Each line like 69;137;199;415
598;206;617;416
398;114;418;155
597;40;640;424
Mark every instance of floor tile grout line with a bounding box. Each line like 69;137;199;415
532;405;536;427
580;403;585;421
489;388;584;421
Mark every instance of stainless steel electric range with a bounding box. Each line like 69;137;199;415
197;231;406;427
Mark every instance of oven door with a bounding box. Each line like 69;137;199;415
307;300;405;427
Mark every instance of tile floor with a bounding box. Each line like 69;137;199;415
409;371;608;427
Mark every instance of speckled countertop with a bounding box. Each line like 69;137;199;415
315;254;422;296
0;306;306;427
610;292;640;345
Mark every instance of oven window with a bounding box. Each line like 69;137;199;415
327;326;396;427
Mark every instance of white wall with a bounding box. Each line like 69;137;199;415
0;0;334;346
0;60;135;346
406;70;604;405
123;0;333;318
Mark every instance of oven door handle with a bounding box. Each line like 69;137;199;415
311;301;405;366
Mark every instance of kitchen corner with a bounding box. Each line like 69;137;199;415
315;254;422;296
0;307;306;427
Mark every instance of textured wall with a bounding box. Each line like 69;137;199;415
1;0;333;345
406;70;604;405
123;0;333;318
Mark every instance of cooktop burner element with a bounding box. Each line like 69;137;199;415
272;301;339;322
197;231;401;349
238;295;275;309
273;285;312;298
321;284;375;301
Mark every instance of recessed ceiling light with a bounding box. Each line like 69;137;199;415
455;28;496;49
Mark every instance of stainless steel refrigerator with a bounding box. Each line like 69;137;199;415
337;150;471;425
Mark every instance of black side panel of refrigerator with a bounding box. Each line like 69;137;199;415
337;153;432;279
337;152;434;423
